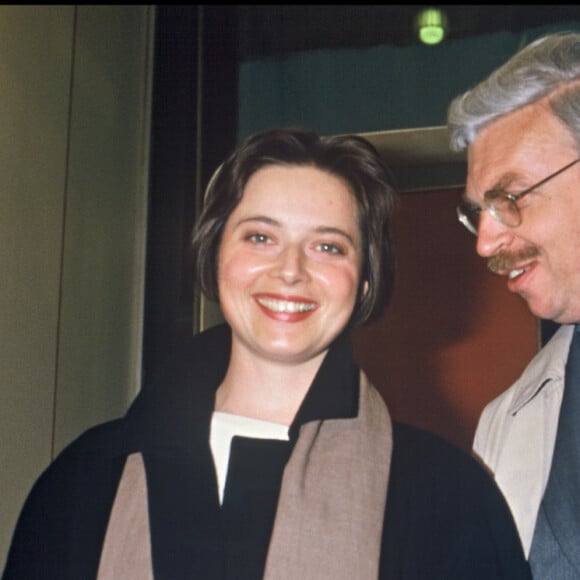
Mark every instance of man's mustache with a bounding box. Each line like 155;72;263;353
487;246;540;274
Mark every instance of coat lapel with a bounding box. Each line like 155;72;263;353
539;327;580;573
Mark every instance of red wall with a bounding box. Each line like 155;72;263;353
352;186;539;450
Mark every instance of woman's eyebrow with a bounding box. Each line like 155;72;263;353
233;215;280;228
314;226;356;245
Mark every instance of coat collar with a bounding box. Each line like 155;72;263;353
127;323;359;449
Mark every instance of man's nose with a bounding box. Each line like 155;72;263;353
475;210;513;258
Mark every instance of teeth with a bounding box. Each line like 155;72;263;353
508;268;526;280
258;297;316;313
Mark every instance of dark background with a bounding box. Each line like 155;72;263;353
142;5;578;384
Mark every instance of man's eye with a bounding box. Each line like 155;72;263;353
461;201;482;216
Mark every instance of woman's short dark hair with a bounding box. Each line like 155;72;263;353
192;128;398;327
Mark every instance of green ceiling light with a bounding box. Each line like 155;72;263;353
416;7;448;45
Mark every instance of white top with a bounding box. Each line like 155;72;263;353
473;324;574;556
209;411;289;504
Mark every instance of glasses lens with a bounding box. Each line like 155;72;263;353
456;202;479;235
484;190;521;227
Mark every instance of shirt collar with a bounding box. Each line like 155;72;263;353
509;324;575;415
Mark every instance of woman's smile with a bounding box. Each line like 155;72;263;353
254;293;319;324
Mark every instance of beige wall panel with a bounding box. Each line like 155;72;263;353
0;4;75;570
54;5;153;453
0;6;153;571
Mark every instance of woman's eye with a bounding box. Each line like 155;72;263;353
317;242;344;255
247;232;271;244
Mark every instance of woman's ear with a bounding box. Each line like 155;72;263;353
362;280;369;296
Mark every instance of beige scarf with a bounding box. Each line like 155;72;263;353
97;371;392;579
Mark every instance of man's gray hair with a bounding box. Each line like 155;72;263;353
447;33;580;151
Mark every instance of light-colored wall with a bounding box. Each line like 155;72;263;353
0;5;154;570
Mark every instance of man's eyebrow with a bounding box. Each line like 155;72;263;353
460;195;481;207
488;172;527;193
464;171;525;201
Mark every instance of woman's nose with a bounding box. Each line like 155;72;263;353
272;245;308;284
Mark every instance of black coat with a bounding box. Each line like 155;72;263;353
3;324;530;579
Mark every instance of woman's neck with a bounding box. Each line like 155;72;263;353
214;346;325;426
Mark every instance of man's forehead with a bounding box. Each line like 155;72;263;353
466;104;577;194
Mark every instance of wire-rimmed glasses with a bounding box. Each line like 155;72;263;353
457;157;580;235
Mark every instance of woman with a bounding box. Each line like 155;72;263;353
3;128;530;579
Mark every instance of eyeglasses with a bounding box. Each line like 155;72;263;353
457;157;580;236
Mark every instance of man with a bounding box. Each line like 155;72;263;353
447;32;580;577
